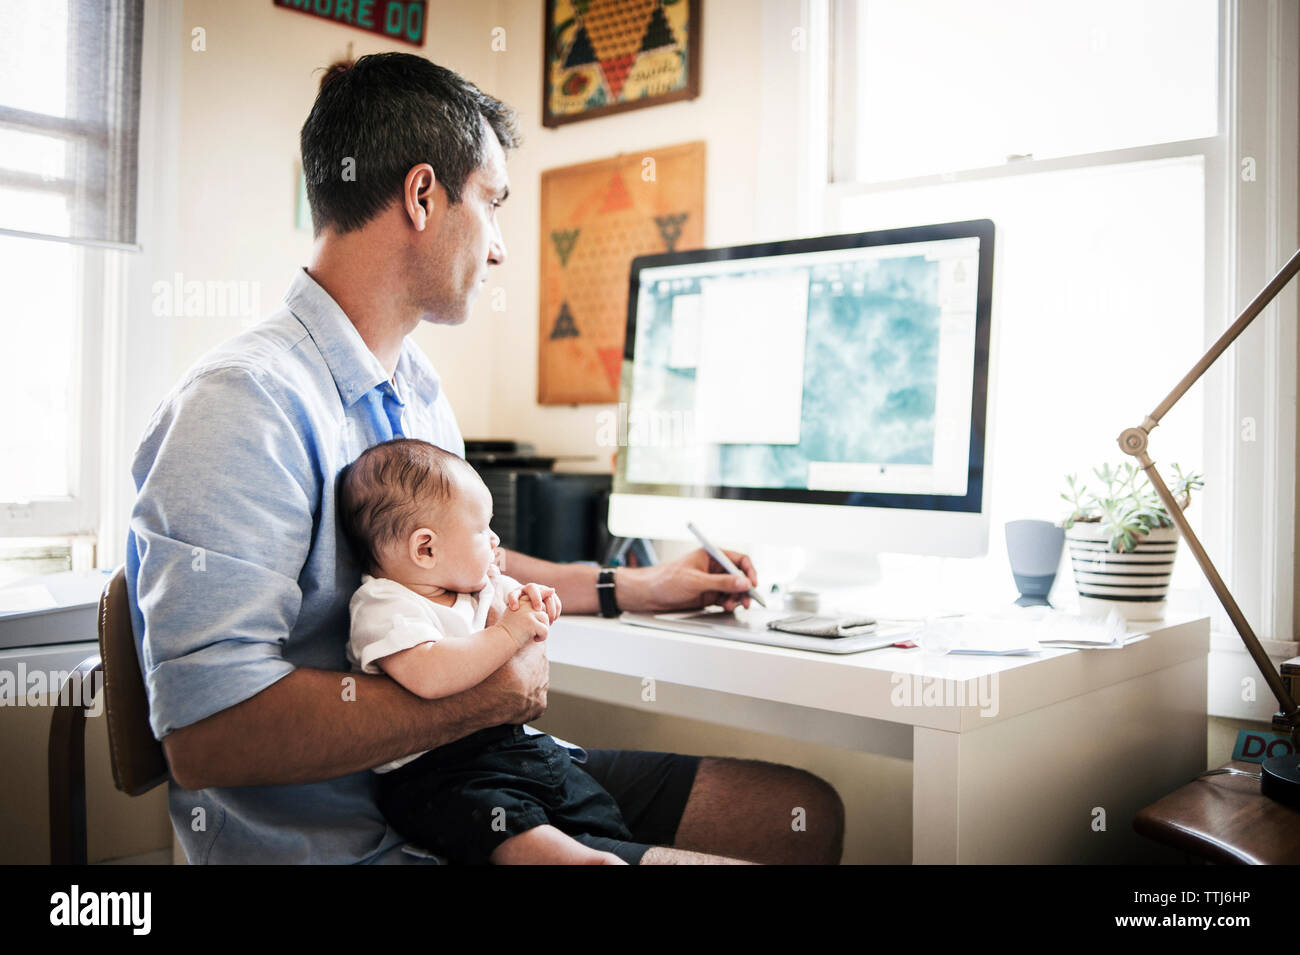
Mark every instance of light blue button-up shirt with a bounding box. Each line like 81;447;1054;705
125;268;466;864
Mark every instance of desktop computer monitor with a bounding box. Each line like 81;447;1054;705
607;219;995;574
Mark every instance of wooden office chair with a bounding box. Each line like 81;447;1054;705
48;567;169;864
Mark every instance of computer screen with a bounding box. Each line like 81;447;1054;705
609;219;994;558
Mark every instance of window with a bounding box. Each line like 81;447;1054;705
0;1;142;559
0;0;142;246
817;0;1297;642
836;0;1218;183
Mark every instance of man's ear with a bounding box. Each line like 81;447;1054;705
403;163;437;231
409;528;438;568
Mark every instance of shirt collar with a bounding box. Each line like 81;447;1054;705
395;334;443;405
284;268;403;408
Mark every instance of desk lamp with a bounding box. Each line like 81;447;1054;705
1118;248;1300;808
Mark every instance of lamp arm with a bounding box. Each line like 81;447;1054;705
1149;248;1300;430
1148;459;1298;739
1117;248;1300;745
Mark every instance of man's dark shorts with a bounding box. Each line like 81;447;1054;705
376;725;701;864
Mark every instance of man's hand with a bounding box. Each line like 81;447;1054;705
612;547;759;614
477;639;549;725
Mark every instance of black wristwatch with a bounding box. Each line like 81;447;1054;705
596;567;620;618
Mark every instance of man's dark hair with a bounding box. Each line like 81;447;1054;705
336;438;474;574
300;53;520;235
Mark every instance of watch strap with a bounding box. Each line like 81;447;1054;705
597;567;620;618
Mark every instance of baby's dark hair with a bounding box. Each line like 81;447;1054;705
336;438;474;574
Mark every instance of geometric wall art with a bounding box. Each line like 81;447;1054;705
543;0;701;128
538;141;705;404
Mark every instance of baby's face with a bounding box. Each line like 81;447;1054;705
427;473;500;593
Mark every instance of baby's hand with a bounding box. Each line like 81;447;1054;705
497;599;549;646
507;583;561;624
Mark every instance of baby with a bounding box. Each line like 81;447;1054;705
337;437;634;865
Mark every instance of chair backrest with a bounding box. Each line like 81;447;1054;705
99;567;168;795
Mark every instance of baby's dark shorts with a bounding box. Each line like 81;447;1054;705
376;725;700;865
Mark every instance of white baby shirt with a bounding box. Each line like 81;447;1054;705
347;572;571;773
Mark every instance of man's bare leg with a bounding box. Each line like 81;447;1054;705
651;757;845;865
490;825;626;865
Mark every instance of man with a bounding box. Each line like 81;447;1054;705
126;52;844;864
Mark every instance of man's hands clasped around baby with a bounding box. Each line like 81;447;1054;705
495;584;562;648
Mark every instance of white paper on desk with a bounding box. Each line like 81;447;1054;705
0;585;59;614
1042;633;1150;650
1034;608;1136;649
920;606;1144;654
915;614;1041;655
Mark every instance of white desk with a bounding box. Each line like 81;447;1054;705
546;613;1209;864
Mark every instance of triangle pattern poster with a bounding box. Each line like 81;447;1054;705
538;141;705;405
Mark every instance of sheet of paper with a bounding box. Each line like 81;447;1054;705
1041;632;1150;650
916;607;1142;655
693;272;809;446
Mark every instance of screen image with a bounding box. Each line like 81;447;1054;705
617;225;989;511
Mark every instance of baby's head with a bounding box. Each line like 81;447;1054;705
337;438;499;592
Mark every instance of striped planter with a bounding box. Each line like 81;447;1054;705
1065;523;1179;621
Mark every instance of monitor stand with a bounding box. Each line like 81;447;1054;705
750;544;883;613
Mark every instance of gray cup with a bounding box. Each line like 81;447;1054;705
1005;520;1065;607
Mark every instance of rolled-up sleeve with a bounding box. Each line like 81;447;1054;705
127;366;317;739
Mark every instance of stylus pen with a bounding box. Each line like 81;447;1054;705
686;522;766;608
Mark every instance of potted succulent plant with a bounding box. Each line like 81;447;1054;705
1061;462;1204;620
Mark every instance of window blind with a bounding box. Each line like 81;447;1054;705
0;0;143;249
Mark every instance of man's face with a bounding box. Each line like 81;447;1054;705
409;119;509;325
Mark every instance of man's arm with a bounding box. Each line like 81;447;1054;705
163;641;548;790
377;611;547;701
502;547;760;615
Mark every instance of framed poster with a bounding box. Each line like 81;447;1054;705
538;141;705;405
272;0;428;46
543;0;701;128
